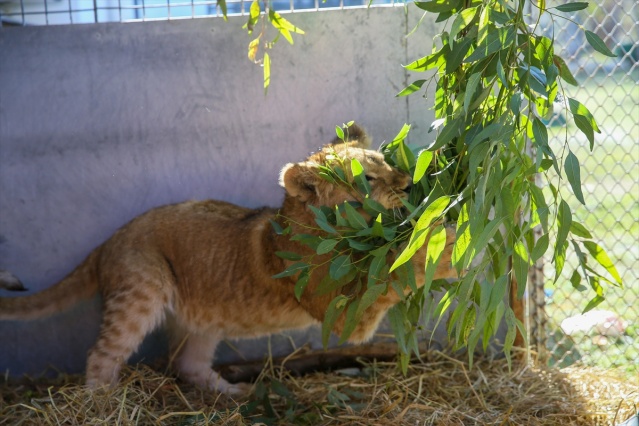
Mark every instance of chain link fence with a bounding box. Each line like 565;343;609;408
528;0;638;375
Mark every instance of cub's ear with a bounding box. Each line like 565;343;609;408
330;123;371;149
280;162;323;201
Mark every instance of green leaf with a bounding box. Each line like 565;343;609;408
294;272;310;301
531;233;549;262
322;295;348;347
446;37;474;74
413;150;433;183
583;294;605;313
272;262;308;279
335;125;345;141
449;7;478;42
389;123;412;147
422;225;448;292
263;52;271;93
465;26;515;63
390;195;450;272
329;255;353;280
534;36;554;69
583;241;623;286
570;221;593;239
316;267;358;296
585;30;617;57
487;275;508;314
344;202;368;230
467;217;502;267
570;270;584;291
553;55;578;86
396;80;427;97
464;72;482;115
355;284;387;322
217;0;228;19
573;114;595;150
513;250;529;299
553;2;589;12
554;241;568;282
564;150;586;205
396;140;415;173
404;47;447;72
367;246;389;286
387;304;408;353
556;200;572;253
276;251;303;261
351;158;372;195
452;206;470;267
372;214;385;238
269;10;305;35
245;0;260;32
503;307;517;369
415;0;461;13
496;59;507;86
568;98;600;132
428;116;461;151
316;239;339;255
532;117;549;150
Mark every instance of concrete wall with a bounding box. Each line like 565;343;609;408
0;8;466;377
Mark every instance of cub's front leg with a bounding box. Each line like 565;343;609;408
169;330;251;395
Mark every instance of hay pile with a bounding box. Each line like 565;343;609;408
1;350;637;425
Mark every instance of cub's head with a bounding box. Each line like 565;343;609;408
280;125;410;210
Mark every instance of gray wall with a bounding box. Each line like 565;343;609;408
0;8;454;377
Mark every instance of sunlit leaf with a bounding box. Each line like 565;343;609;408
390;196;450;272
248;37;260;62
404;48;447;72
396;79;427;97
263;52;271;93
422;225;448;292
449;6;478;42
583;241;623;286
217;0;228;19
413;150;433;183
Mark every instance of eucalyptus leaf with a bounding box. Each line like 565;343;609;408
585;30;617;57
553;2;589;12
564;150;586;205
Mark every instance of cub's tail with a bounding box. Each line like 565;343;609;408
0;250;100;321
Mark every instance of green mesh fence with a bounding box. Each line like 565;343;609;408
529;0;638;375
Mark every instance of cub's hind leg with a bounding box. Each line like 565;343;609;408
170;329;249;395
86;271;172;388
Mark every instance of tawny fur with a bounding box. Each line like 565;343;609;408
0;126;456;395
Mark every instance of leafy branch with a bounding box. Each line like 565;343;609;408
273;0;622;370
239;0;305;93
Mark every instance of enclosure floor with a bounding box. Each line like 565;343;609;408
1;350;637;425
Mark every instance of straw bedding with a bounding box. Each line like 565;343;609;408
1;349;636;425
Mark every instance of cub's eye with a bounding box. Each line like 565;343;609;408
365;175;375;182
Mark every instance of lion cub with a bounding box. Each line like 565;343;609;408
0;126;456;394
